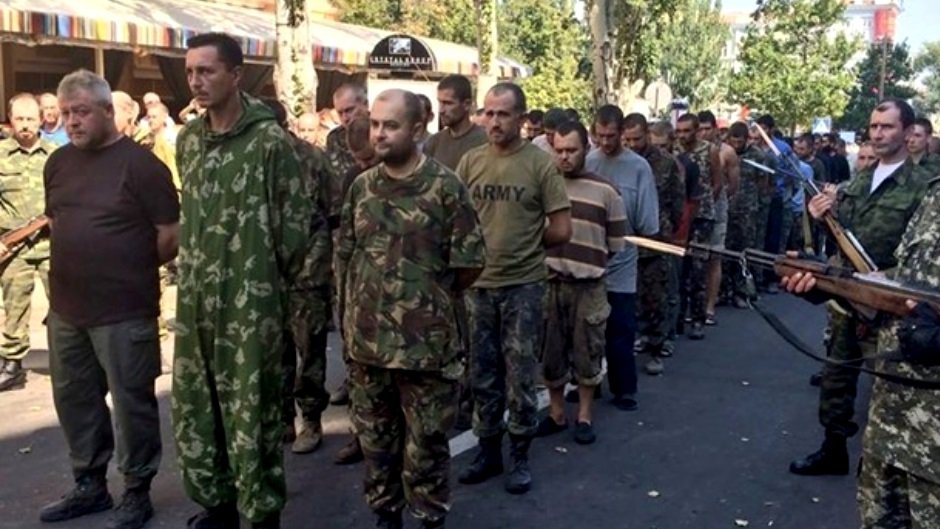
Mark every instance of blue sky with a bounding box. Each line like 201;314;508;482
721;0;934;55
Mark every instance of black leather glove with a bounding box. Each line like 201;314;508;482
896;303;940;366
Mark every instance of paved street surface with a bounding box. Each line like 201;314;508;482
0;286;866;529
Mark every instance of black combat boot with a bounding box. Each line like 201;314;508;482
458;434;503;485
504;434;532;495
186;502;239;529
789;433;849;476
251;512;280;529
421;517;446;529
0;359;26;391
39;475;113;522
106;488;153;529
375;509;403;529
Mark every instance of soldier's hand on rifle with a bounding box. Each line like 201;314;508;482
780;270;817;294
807;193;834;220
896;301;940;366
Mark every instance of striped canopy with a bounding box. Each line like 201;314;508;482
0;0;529;77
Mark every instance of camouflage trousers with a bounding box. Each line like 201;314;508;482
349;361;456;523
818;308;876;438
453;294;474;420
468;282;544;438
688;219;714;324
282;288;331;423
172;326;285;522
542;278;608;388
0;255;49;361
723;208;758;299
859;455;940;529
755;195;771;258
637;255;672;354
780;210;804;252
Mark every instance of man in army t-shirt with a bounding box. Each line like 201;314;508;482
457;83;571;495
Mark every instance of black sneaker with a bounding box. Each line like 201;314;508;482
535;416;568;437
573;421;596;445
39;476;113;522
106;490;153;529
610;396;638;411
688;322;705;340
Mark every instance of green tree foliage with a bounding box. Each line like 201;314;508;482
335;0;477;46
657;0;730;107
336;0;591;115
498;0;592;116
915;42;940;116
585;0;680;90
837;41;917;134
730;0;859;133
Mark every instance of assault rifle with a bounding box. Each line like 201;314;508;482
0;215;50;264
751;125;877;274
625;236;940;318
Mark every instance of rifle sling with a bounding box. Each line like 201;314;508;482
750;300;940;390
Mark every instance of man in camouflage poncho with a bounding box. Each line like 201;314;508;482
0;94;55;391
172;33;324;529
335;89;485;529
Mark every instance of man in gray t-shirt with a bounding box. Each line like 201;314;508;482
585;105;659;411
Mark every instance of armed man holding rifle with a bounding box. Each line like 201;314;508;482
788;98;932;478
781;160;940;528
0;93;55;392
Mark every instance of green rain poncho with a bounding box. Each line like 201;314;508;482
171;94;319;522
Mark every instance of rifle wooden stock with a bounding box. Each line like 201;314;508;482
624;235;940;318
0;215;49;264
772;257;940;317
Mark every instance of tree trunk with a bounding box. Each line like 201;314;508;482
589;0;615;109
474;0;499;108
275;0;318;121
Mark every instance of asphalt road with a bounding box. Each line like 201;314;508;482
0;290;867;529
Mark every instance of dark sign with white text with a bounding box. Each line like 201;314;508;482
368;34;437;72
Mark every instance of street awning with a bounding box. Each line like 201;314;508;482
0;0;529;77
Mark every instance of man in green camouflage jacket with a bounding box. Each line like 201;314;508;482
335;89;485;529
783;173;940;528
0;93;54;391
621;113;684;375
725;122;770;307
790;99;931;480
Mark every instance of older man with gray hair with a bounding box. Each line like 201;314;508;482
39;69;180;529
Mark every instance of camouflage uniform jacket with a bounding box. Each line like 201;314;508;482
290;136;334;288
334;156;485;376
732;145;770;217
914;152;940;177
288;136;334;333
326;125;357;213
0;137;56;259
174;93;315;350
678;140;716;221
641;146;685;241
837;158;931;270
865;175;940;484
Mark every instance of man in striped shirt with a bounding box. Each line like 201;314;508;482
538;121;627;445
